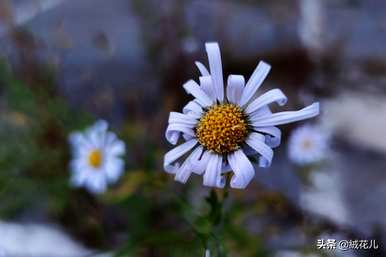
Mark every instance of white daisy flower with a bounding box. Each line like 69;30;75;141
69;120;125;194
164;42;320;189
288;124;328;165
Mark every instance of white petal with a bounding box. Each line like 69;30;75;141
164;139;198;173
239;61;271;106
104;132;125;156
203;152;223;188
168;112;198;126
228;149;255;189
165;123;195;145
205;42;224;102
85;173;107;194
226;75;245;104
245;88;287;115
205;249;210;257
183;80;213;107
70;164;90;187
165;162;180;174
191;150;211;175
199;76;216;100
245;132;274;167
103;131;117;145
249;106;272;121
252;126;282;148
70;157;86;173
87;124;106;148
105;158;125;183
182;100;203;118
195;61;210;76
68;132;84;147
108;139;126;156
174;145;203;183
182;133;194;141
92;119;108;133
251;102;320;127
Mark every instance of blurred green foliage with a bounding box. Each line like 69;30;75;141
0;60;92;218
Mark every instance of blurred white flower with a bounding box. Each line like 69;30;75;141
69;120;125;194
288;125;328;165
205;249;210;257
164;42;319;189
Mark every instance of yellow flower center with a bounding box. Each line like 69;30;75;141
196;103;248;154
88;149;103;168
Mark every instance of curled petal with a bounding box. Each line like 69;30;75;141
228;149;255;189
183;80;213;107
251;102;320;127
164;139;198;173
174;145;204;183
245;88;287;115
226;75;245;104
245;132;274;167
191;150;210;175
166;112;197;144
165;123;195;145
252;126;282;148
203;152;223;188
205;42;224;102
195;61;210;76
183;100;203;119
239;61;271;106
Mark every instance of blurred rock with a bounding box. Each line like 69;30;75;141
301;167;350;227
321;92;386;154
0;0;153;122
0;221;111;257
0;0;66;36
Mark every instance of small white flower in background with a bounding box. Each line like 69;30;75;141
164;42;320;189
69;120;125;194
288;125;328;165
205;249;210;257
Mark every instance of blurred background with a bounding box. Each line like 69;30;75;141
0;0;386;256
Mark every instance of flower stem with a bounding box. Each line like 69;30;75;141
205;177;230;257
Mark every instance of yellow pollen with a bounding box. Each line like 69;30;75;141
88;149;103;168
196;103;248;154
